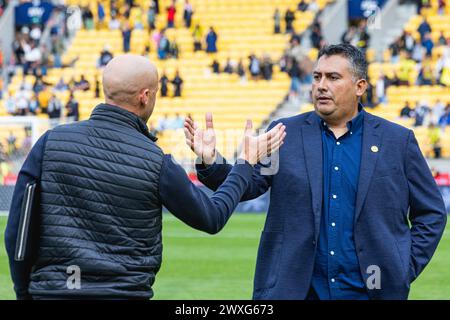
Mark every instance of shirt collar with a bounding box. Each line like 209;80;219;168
318;103;364;133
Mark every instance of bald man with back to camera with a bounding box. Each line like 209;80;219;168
4;55;286;300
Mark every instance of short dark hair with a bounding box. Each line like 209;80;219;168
318;44;368;81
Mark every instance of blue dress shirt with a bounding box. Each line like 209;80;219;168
310;105;369;300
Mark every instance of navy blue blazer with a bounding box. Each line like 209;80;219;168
197;110;447;300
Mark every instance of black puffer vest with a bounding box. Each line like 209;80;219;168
29;104;164;299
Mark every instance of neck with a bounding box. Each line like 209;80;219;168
105;99;138;115
327;105;359;127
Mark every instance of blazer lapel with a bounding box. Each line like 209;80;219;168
302;113;323;241
354;112;382;224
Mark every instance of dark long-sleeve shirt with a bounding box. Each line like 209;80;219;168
5;130;253;299
310;106;368;300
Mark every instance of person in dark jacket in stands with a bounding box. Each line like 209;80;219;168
4;54;286;300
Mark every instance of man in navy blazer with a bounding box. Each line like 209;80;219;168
184;44;447;300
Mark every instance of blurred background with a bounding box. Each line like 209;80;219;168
0;0;449;299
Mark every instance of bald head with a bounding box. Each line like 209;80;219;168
103;54;159;122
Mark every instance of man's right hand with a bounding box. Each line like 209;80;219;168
238;120;286;165
184;113;217;165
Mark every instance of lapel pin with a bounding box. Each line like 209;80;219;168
371;146;379;153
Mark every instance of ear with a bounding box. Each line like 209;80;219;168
139;88;150;106
355;79;368;98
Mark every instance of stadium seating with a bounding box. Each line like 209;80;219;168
1;0;332;159
333;0;450;158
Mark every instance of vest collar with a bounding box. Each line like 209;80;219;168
90;103;158;142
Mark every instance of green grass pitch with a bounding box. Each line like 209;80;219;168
0;214;449;299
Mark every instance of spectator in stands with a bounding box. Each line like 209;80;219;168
48;94;63;127
248;54;261;80
172;113;184;129
310;23;324;50
211;59;220;74
50;33;65;68
356;20;370;52
400;101;414;118
33;78;46;94
157;29;170;59
438;31;447;46
417;17;432;42
418;57;434;85
422;32;434;57
134;7;145;30
273;8;281;34
363;80;375;109
169;38;180;59
414;101;431;126
29;93;39;115
400;31;416;53
66;93;79;122
152;28;162;46
95;76;101;98
160;72;169;97
121;22;133;53
82;6;95;30
439;104;450;128
98;46;114;68
158;113;170;130
22;40;41;76
122;2;132;19
427;123;442;159
287;57;301;96
110;0;119;18
0;0;8;17
223;58;233;74
75;75;90;91
389;37;402;63
376;75;386;104
205;27;218;53
109;13;121;30
54;77;68;92
13;33;25;66
38;43;50;75
192;24;203;52
237;58;246;82
6;132;16;155
284;8;295;34
397;53;416;85
38;85;52;114
432;100;445;124
166;0;176;28
341;26;357;45
15;85;30;116
147;1;157;31
436;50;450;86
438;0;446;15
183;0;194;28
261;55;274;81
297;0;308;12
172;70;184;97
5;90;16;115
411;42;425;63
97;1;106;29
